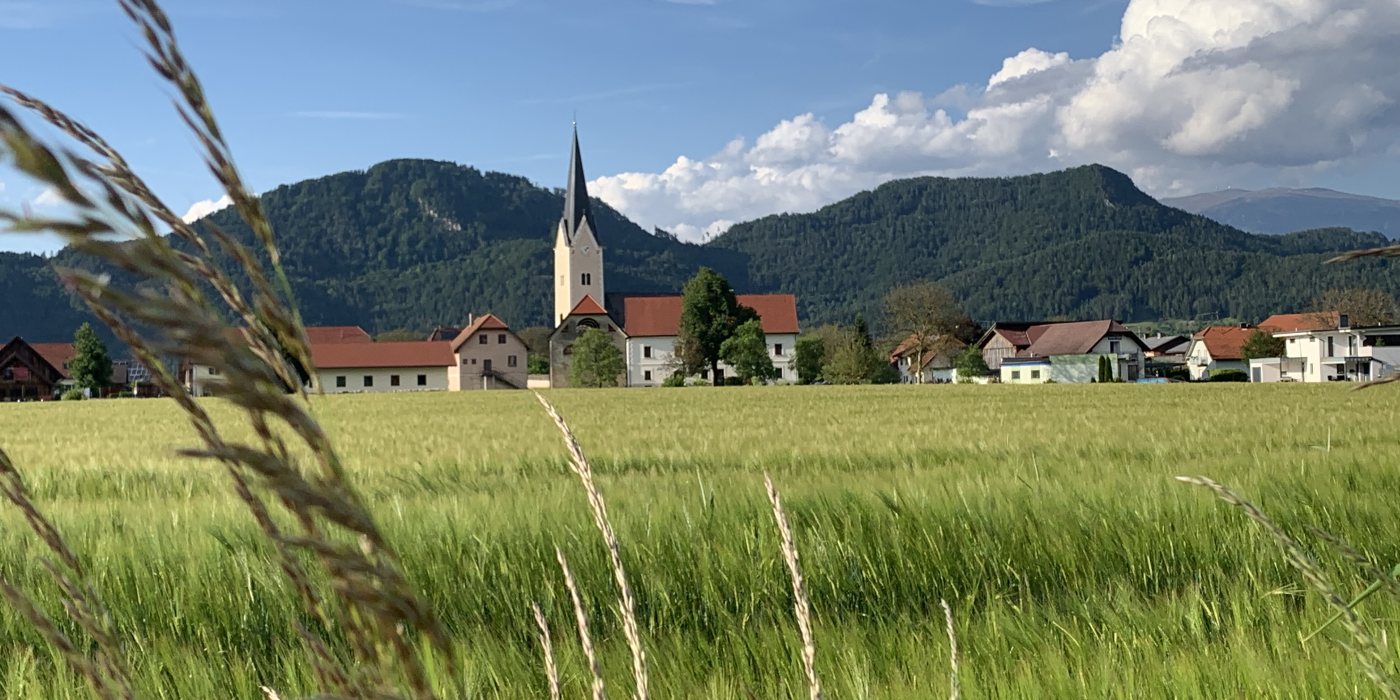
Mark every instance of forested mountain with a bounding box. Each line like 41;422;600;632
3;161;1396;344
1163;187;1400;238
709;166;1396;323
1;160;745;340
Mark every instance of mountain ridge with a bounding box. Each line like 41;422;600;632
1163;186;1400;238
3;161;1396;344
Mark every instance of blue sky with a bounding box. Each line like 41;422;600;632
3;0;1398;252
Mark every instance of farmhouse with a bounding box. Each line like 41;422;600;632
889;334;966;384
546;128;799;387
0;337;69;400
1184;325;1253;381
975;320;1147;383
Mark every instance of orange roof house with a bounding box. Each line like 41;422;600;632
1259;311;1339;333
1193;326;1254;361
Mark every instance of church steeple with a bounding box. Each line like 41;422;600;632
560;124;594;244
553;124;605;326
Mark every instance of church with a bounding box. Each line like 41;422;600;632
546;128;800;387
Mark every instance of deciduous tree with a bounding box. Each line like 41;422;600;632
676;267;756;381
883;281;970;383
794;336;826;384
1241;329;1285;360
569;328;624;388
954;346;990;381
1311;288;1400;327
720;319;776;384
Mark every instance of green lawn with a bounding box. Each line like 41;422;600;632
2;384;1399;698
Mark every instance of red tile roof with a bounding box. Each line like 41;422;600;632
1193;325;1254;361
310;341;454;369
30;343;75;379
449;313;514;351
1259;311;1339;333
980;320;1144;357
616;294;800;337
305;326;372;344
569;295;608;316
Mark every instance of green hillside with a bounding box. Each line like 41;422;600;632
709;165;1394;322
2;161;1394;343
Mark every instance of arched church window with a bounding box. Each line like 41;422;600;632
578;318;600;330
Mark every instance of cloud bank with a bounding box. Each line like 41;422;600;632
181;194;233;223
591;0;1400;242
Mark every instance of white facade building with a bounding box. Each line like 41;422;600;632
617;294;800;386
1249;318;1400;383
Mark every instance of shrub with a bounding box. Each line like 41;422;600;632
60;388;85;401
661;372;687;388
1209;369;1249;382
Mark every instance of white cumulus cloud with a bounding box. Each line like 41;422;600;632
590;0;1400;242
181;194;234;223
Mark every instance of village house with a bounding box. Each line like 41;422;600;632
975;320;1148;383
1;336;140;400
609;293;799;386
546;127;799;387
889;334;966;384
1184;325;1253;380
188;318;529;395
1248;312;1400;383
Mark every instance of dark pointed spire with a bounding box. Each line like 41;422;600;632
561;123;594;243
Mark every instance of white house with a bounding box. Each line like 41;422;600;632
890;334;965;384
1248;312;1400;383
311;341;454;393
613;294;799;386
1184;325;1253;381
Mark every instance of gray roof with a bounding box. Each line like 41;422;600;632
1143;334;1190;352
560;125;595;244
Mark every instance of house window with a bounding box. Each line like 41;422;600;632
208;367;221;376
774;343;784;356
644;370;652;381
471;358;477;365
643;346;652;359
579;318;599;330
390;375;401;387
1031;370;1041;380
775;367;783;379
1349;336;1358;356
1011;371;1021;380
582;272;592;285
1109;340;1120;354
335;375;346;388
1327;336;1335;357
363;375;373;388
479;334;488;345
498;333;507;344
701;370;709;379
507;355;518;368
417;374;427;386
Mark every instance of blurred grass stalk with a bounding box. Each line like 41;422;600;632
0;0;450;697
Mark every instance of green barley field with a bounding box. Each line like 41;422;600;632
3;384;1400;698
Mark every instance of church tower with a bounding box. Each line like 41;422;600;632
554;126;605;326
